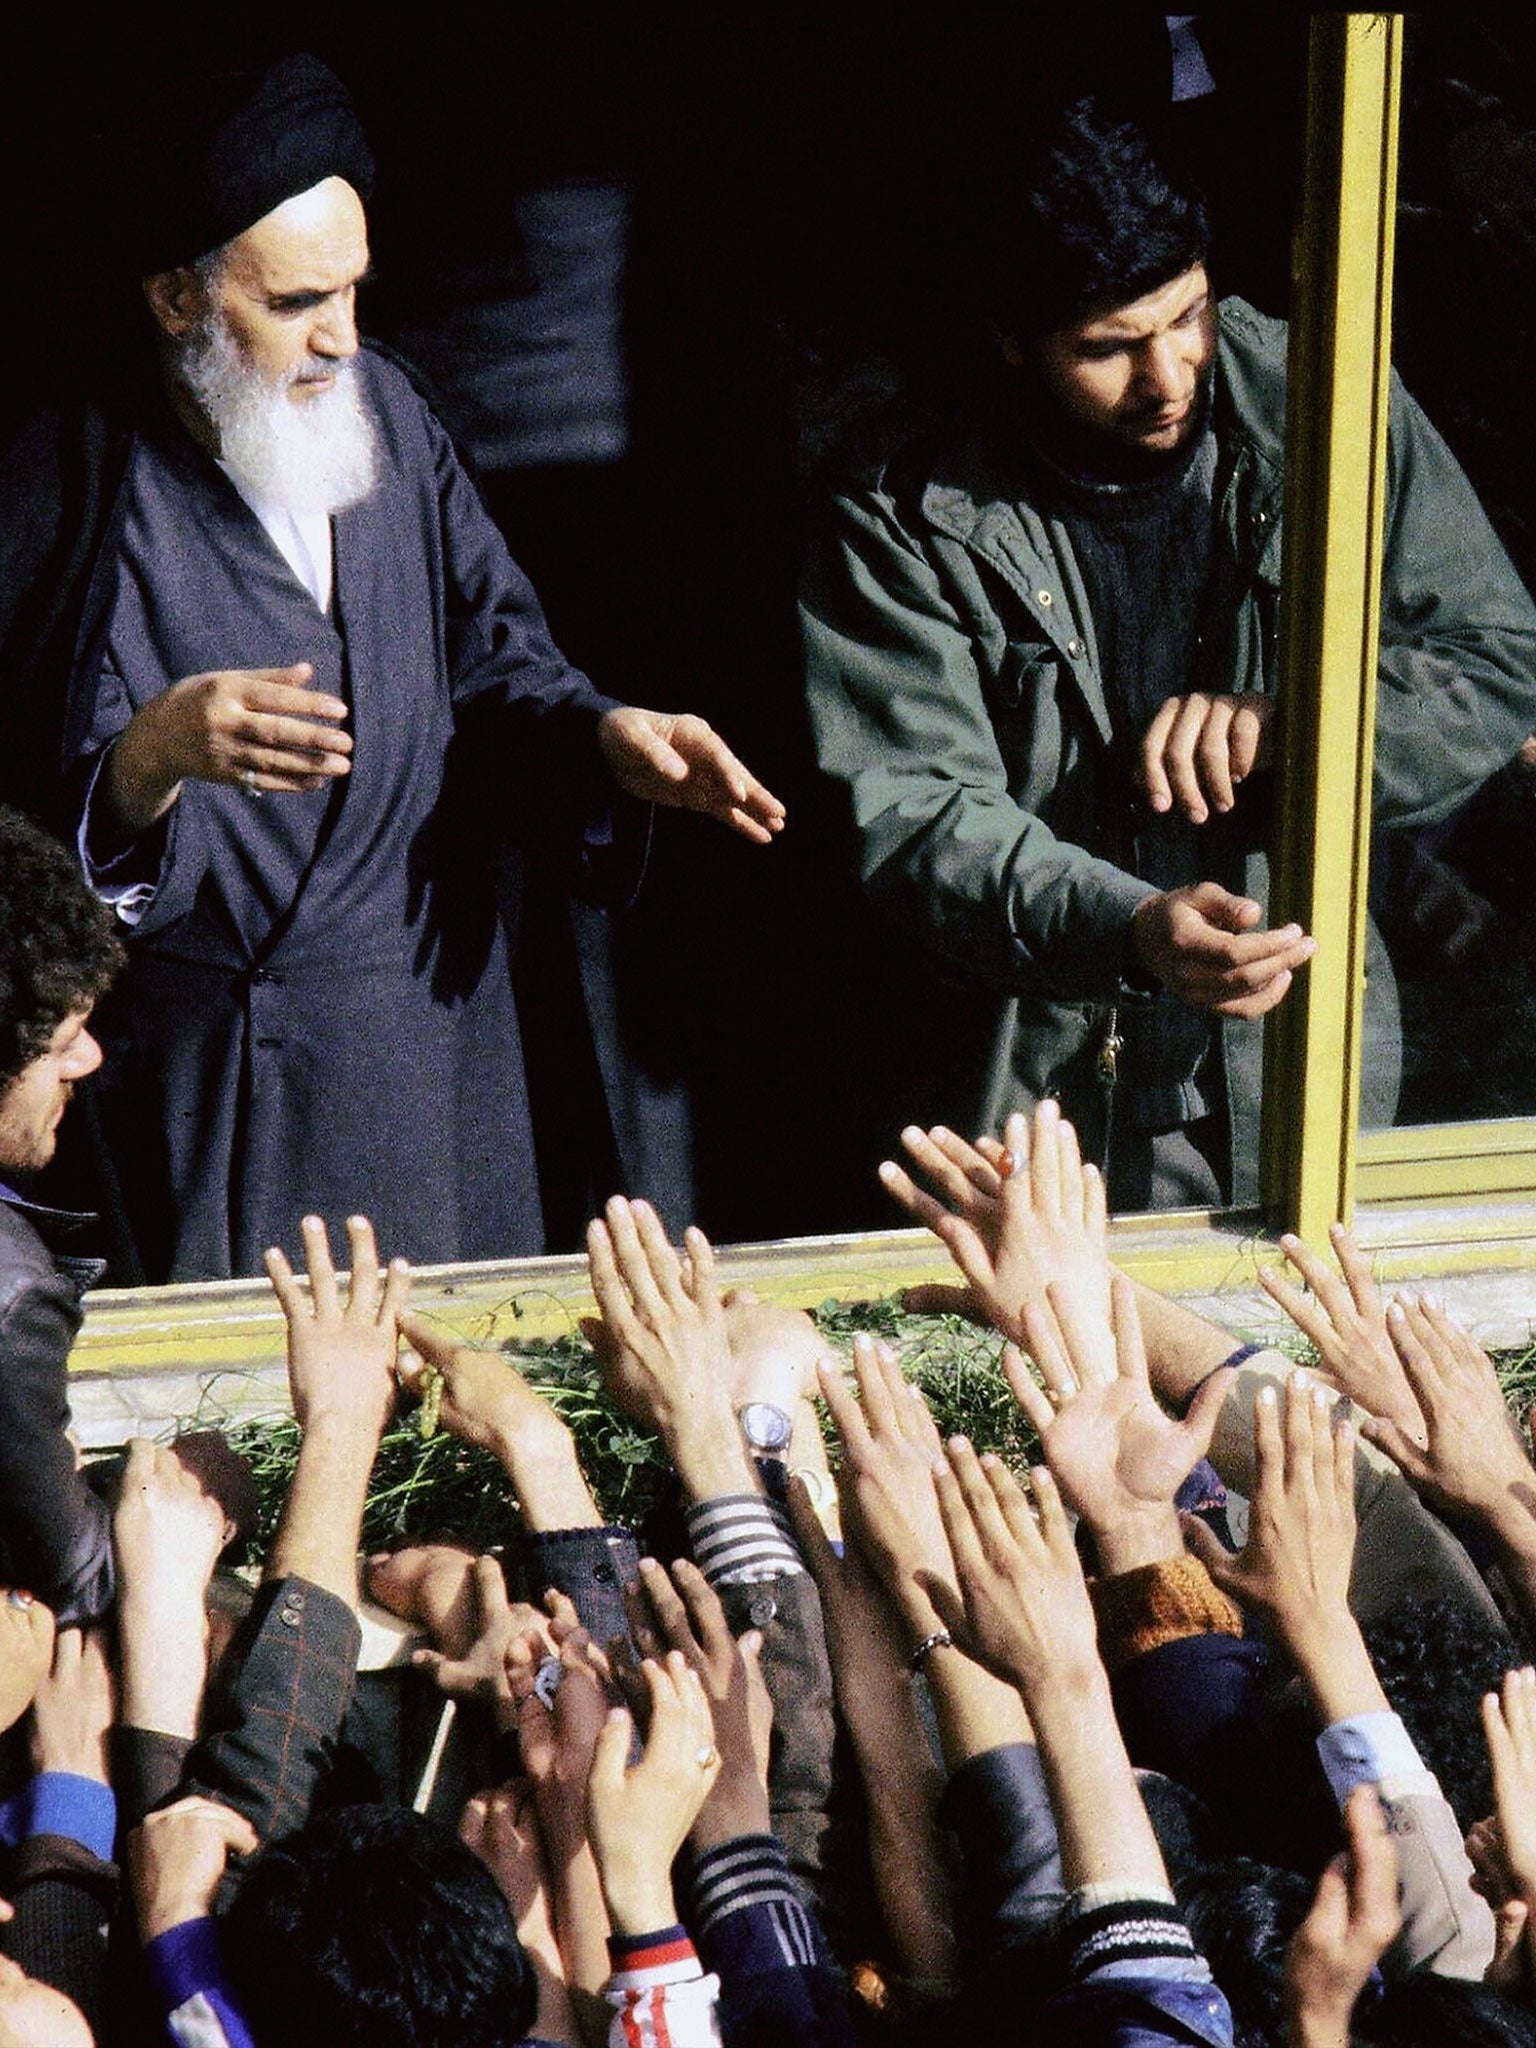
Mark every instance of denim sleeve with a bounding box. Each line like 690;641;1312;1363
518;1525;638;1652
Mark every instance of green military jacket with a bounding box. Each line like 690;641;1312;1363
802;299;1536;1199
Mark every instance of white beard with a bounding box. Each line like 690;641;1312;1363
180;314;378;516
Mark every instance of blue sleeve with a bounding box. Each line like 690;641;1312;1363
685;1833;854;2048
143;1918;258;2048
0;1773;116;1861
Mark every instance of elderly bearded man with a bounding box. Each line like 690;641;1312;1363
0;56;783;1282
803;101;1536;1210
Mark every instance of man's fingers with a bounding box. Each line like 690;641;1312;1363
816;1357;874;1463
1180;1366;1237;1463
1356;1412;1429;1487
632;1200;688;1312
1227;698;1268;785
877;1157;948;1233
1139;696;1182;813
1019;1296;1077;1401
1194;697;1239;814
603;1197;671;1323
242;705;354;753
851;1332;901;1440
262;1245;301;1316
1164;693;1219;821
1028;1096;1064;1221
1002;1343;1055;1436
637;1558;704;1666
344;1215;381;1318
1210;969;1295;1019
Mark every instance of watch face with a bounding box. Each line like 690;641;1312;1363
739;1402;793;1452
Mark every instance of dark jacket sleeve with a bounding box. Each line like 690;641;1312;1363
715;1572;838;1898
518;1525;639;1653
1;1833;117;2041
0;1264;113;1626
171;1576;361;1852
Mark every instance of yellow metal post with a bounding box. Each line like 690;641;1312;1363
1261;13;1401;1241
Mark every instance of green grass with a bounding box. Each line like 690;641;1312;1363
180;1301;1536;1563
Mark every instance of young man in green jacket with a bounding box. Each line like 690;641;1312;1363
802;101;1536;1208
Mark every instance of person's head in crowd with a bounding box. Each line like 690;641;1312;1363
1180;1856;1311;2048
979;98;1216;467
1364;1597;1520;1830
218;1802;536;2048
0;806;120;1176
132;55;379;518
1182;1855;1536;2048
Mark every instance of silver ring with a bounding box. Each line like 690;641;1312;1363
241;767;262;797
533;1655;563;1709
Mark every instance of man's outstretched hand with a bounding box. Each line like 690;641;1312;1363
1132;881;1315;1019
598;706;786;843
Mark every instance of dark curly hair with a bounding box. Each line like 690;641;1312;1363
219;1803;536;2048
977;98;1210;340
1363;1596;1521;1831
0;806;121;1088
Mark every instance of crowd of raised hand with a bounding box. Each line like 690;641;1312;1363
4;1107;1536;2046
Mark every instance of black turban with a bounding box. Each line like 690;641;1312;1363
127;53;374;275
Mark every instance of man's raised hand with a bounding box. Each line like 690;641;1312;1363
1282;1785;1401;2048
1359;1296;1536;1533
598;705;786;843
585;1199;749;1498
108;663;352;828
264;1214;410;1440
816;1334;958;1638
928;1441;1101;1705
1259;1226;1426;1444
1132;881;1315;1018
1182;1375;1357;1657
1010;1274;1233;1574
1139;690;1274;823
878;1099;1112;1360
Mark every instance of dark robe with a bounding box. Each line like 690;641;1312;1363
62;348;627;1280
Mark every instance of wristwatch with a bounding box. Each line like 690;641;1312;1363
738;1401;793;1454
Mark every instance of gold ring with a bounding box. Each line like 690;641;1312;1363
695;1744;719;1770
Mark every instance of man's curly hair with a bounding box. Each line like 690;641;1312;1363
0;807;122;1088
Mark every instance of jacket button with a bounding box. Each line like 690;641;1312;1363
748;1593;777;1627
1036;589;1053;607
280;1607;301;1628
1066;638;1084;658
1253;509;1269;527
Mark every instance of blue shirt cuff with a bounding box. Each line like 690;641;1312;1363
22;1774;116;1862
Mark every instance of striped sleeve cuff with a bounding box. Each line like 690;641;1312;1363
1058;1891;1208;1984
607;1926;702;1986
685;1494;805;1584
686;1833;831;1973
